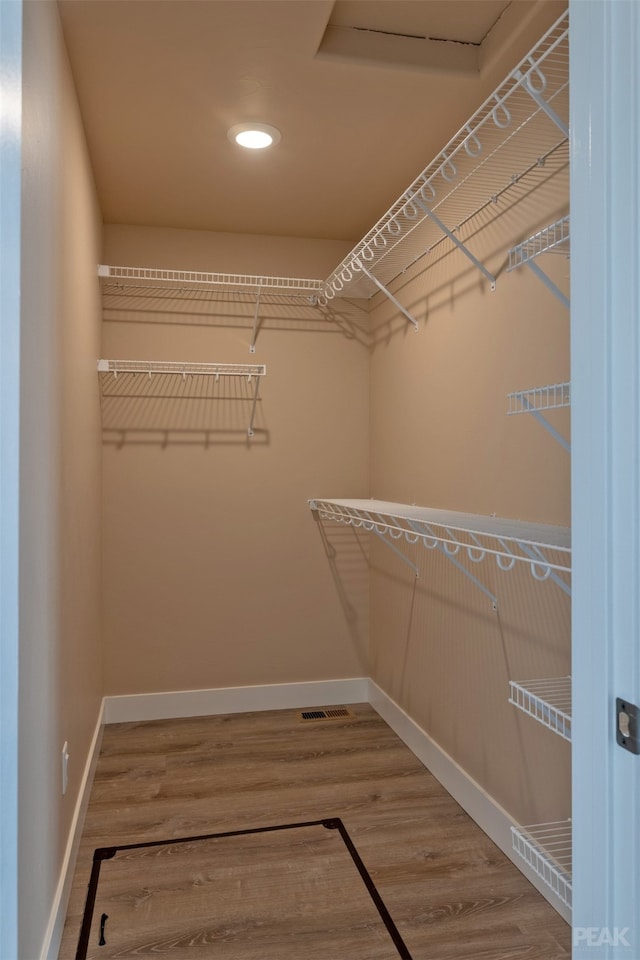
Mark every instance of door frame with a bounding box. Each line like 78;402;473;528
570;1;640;955
0;0;22;954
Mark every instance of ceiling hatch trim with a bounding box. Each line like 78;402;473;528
315;25;480;76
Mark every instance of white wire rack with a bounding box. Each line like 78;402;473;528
97;360;266;437
509;677;572;741
98;266;327;353
508;215;570;270
507;382;571;415
318;11;569;313
309;499;571;602
511;821;572;908
98;265;324;298
97;359;265;378
507;215;570;308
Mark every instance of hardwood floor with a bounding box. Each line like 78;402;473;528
59;704;570;959
77;821;411;959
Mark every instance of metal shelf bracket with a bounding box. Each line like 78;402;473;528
413;197;497;291
525;259;569;309
373;528;419;578
406;520;498;610
249;287;262;354
527;406;571;453
508;383;570;453
247;373;262;438
515;65;569;139
353;259;419;331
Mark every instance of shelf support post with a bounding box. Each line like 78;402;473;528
250;287;262;354
353;259;419;331
526;260;570;309
414;198;497;291
247;375;261;438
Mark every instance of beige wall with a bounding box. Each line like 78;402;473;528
19;2;103;955
367;158;571;828
99;166;570;831
101;225;370;695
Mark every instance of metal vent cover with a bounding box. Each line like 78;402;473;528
298;707;354;722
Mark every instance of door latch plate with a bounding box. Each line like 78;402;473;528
616;698;640;754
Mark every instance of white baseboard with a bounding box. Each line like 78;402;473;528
41;700;105;960
367;679;571;925
103;677;370;724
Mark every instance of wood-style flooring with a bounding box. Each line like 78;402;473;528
59;704;570;959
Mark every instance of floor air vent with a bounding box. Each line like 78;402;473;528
299;707;354;722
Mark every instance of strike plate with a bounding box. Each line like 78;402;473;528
616;698;640;754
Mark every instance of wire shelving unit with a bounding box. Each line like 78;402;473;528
97;360;266;437
317;11;569;326
507;215;570;307
511;820;572;908
98;266;326;353
98;265;324;298
309;498;571;607
509;677;572;741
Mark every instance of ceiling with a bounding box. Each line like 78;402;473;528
57;0;566;243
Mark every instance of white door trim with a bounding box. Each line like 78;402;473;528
0;0;22;954
570;1;640;955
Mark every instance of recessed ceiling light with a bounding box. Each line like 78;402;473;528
228;122;281;150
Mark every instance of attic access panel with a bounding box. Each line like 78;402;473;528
76;819;412;959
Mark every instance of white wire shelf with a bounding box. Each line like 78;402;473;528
318;11;569;306
509;677;572;741
98;267;327;353
97;359;265;378
507;382;571;415
309;499;571;599
98;265;324;299
97;360;266;437
508;215;570;270
506;215;570;308
511;820;572;908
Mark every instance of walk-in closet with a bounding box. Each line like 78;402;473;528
4;1;640;958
